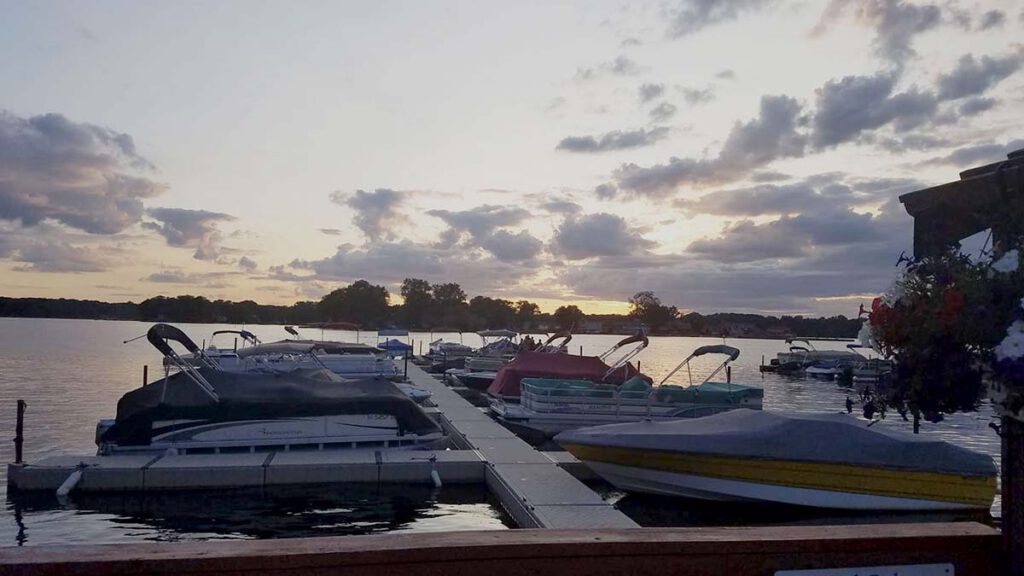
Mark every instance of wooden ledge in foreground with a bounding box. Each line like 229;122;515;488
0;522;1002;575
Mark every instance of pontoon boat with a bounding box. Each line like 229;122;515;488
96;324;444;455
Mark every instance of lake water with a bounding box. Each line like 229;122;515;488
0;318;1003;545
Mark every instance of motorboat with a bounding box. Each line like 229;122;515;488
446;331;571;392
557;409;997;511
96;324;444;455
761;339;862;373
427;340;475;373
491;345;762;443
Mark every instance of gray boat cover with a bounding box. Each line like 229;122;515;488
237;340;377;358
555;409;995;477
105;368;440;446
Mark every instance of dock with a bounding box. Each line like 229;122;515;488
404;364;636;529
7;364;634;529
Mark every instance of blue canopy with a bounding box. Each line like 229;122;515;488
378;338;413;352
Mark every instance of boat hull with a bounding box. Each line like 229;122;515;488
561;444;995;511
99;414;445;455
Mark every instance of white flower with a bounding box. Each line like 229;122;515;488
858;322;876;349
996;320;1024;361
881;273;908;306
992;249;1020;274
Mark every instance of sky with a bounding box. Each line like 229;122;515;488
1;0;1022;316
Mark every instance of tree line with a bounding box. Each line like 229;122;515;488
0;278;864;338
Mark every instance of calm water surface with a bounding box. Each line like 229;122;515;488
0;318;1003;545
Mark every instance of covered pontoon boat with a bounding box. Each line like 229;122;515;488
557;409;997;511
96;324;444;455
448;331;572;391
491;345;761;442
486;333;645;402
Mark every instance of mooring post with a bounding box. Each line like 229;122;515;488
404;350;409;379
143;365;148;386
14;400;25;464
579;345;583;356
727;366;732;383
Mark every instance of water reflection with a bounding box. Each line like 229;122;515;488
4;484;512;546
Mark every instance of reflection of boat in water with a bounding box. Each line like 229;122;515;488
491;345;762;444
558;410;997;511
97;324;444;455
6;483;507;544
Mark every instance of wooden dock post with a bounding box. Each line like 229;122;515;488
14;400;25;464
142;365;148;387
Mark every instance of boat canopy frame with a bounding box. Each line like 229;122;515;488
659;344;740;387
146;324;220;402
536;331;573;353
598;333;649;381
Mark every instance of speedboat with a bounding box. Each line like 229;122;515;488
427;340;475;372
557;409;997;511
486;333;645;404
96;324;444;455
491;345;762;443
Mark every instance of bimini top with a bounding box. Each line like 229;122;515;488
556;409;996;478
105;369;440;446
478;329;517;338
487;350;647;398
378;338;413;352
237;340;377;358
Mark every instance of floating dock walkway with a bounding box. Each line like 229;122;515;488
7;364;634;529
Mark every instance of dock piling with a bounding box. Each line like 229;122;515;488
142;365;148;387
14;400;25;464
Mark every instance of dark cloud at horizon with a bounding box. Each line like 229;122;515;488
0;111;165;235
10;240;110;273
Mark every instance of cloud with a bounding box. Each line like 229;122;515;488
750;170;791;183
875;133;950;152
479;230;543;262
10;240;110;273
638;83;665;103
0;111;165;234
551;213;656;260
674;174;920;218
716;69;736;80
936;52;1023;101
427;205;529;240
541;199;583;215
610;95;806;199
679;86;716;105
977;10;1005;30
142;207;236;260
144;269;240;286
666;0;775;38
595;183;618;200
812;0;941;65
648;102;678;123
238;256;258;271
920;139;1024;167
556;127;669;153
319;228;342;236
329;188;407;242
810;72;936;148
289;241;536;295
958;97;996;116
621;37;642;47
575;55;641;80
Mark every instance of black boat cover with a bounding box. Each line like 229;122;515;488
104;368;440;446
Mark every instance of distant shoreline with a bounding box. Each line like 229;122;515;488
0;295;862;340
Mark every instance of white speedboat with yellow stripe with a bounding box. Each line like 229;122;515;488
556;410;996;511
